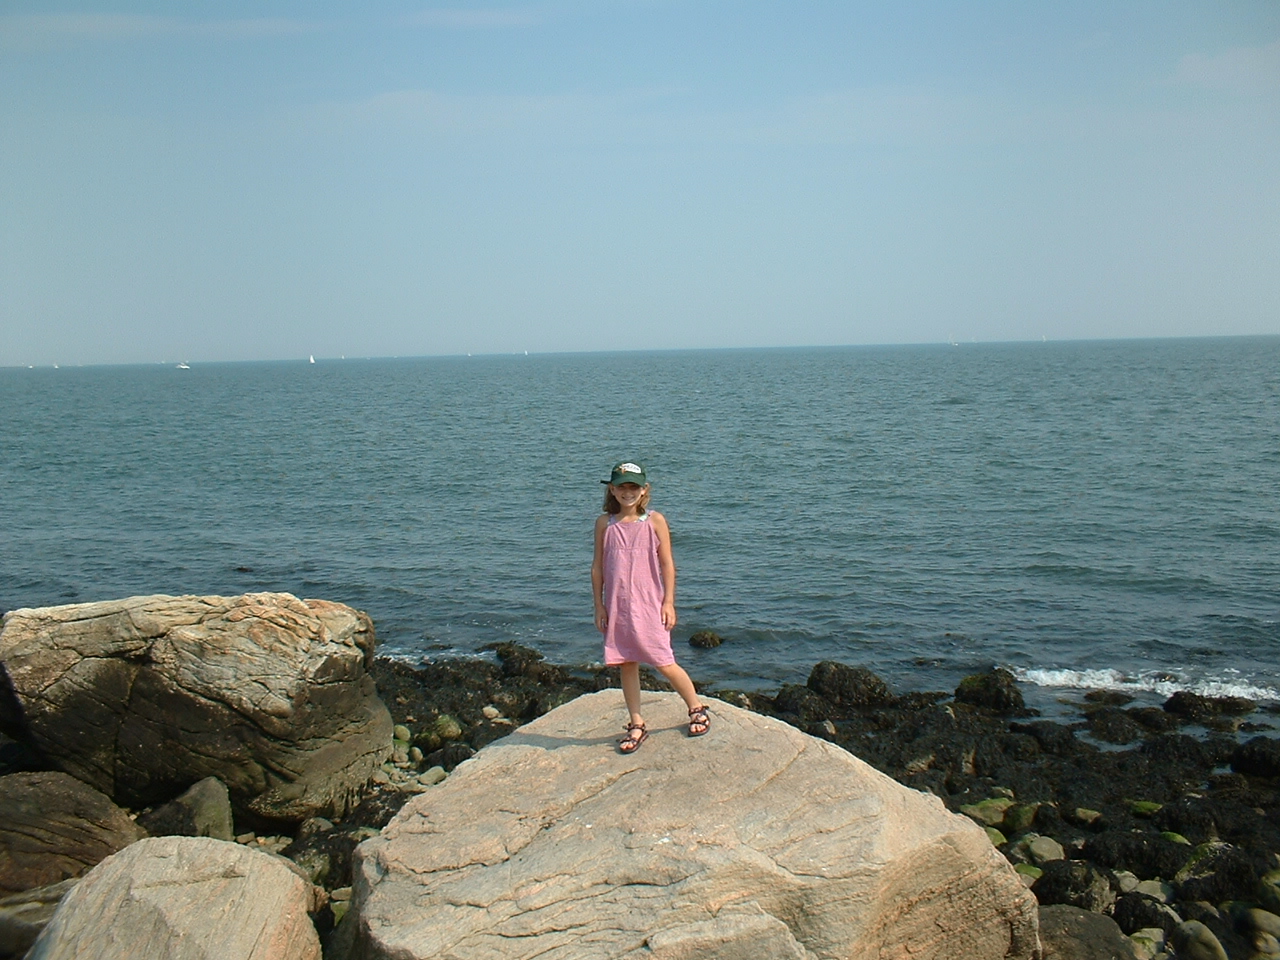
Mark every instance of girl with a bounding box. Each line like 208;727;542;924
592;461;709;753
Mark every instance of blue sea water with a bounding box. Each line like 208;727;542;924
2;337;1278;721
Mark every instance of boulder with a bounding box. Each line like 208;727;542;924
348;690;1038;960
0;593;392;821
0;771;145;895
26;836;320;960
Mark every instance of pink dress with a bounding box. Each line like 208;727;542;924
601;513;674;667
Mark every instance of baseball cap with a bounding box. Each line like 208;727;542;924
603;461;647;486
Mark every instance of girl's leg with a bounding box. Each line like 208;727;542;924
620;662;643;725
654;662;705;715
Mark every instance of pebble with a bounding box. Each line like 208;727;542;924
393;724;411;742
1027;835;1065;865
235;832;256;845
1114;870;1140;894
418;766;448;786
409;746;424;763
482;706;501;720
330;887;352;902
1073;807;1103;826
371;769;390;785
960;797;1014;827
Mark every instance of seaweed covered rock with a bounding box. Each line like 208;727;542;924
0;594;392;822
1233;736;1280;779
1032;860;1117;913
955;668;1026;714
806;661;894;709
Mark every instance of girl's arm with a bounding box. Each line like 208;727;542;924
650;511;677;630
591;514;608;632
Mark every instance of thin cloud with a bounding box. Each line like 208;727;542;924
0;13;320;47
1176;39;1280;96
406;8;540;29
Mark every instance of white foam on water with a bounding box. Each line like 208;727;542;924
1014;666;1280;703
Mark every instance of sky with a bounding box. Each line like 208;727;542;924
2;2;1278;366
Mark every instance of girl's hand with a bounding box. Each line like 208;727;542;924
661;602;677;630
595;607;608;632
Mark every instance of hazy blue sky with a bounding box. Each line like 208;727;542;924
3;2;1278;366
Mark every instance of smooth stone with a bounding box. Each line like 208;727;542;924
1028;835;1066;865
1170;921;1229;960
1114;870;1141;894
961;796;1016;827
393;725;411;742
417;765;447;786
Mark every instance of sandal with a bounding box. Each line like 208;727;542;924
688;706;710;737
618;721;648;753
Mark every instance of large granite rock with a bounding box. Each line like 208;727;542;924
0;771;146;895
0;593;392;822
27;836;321;960
347;690;1039;960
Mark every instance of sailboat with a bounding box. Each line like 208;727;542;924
309;355;315;364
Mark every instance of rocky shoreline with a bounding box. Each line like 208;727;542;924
354;645;1280;960
4;597;1280;959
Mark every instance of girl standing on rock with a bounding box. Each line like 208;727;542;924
593;461;710;753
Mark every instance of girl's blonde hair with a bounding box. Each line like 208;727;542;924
603;484;650;515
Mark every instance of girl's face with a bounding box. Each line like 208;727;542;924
610;482;646;509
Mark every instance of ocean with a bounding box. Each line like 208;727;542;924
2;337;1278;723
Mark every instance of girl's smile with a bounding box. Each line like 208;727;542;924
610;483;645;507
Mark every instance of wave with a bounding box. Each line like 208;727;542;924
1014;666;1280;703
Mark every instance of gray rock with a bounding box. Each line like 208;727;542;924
349;690;1039;960
1038;904;1140;960
0;593;392;822
26;836;321;960
0;772;145;895
1170;920;1229;960
0;879;77;958
1027;835;1066;865
135;775;233;841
